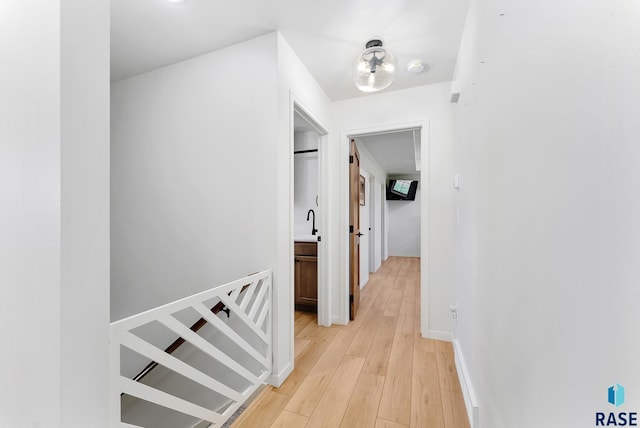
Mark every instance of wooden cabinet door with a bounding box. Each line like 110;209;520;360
295;255;318;307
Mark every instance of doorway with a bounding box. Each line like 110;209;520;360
291;101;330;327
341;122;429;335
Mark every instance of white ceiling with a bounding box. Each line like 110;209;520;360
111;0;470;101
357;130;420;175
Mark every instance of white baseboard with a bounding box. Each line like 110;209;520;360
332;314;348;326
360;276;369;289
267;361;292;387
428;329;453;342
453;339;480;428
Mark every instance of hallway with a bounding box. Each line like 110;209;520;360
232;257;469;428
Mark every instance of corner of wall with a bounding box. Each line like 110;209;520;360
267;361;293;388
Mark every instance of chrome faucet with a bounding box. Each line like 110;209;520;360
306;209;318;235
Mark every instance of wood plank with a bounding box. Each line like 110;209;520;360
230;387;270;427
383;289;404;317
385;331;414;377
377;331;413;425
275;328;329;396
414;335;437;353
294;326;340;374
395;282;416;334
441;389;471;428
346;309;383;358
435;340;462;394
270;410;309;428
343;277;382;334
296;316;320;338
414;298;421;326
392;274;408;291
434;339;454;358
308;328;356;374
271;367;306;396
369;282;393;312
342;300;373;334
410;350;444;428
305;355;365;428
294;312;315;336
231;390;289;428
380;375;412;426
362;315;399;376
360;275;379;294
375;420;409;428
340;373;385;428
284;329;355;416
294;337;311;360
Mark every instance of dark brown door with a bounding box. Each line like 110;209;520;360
349;139;361;320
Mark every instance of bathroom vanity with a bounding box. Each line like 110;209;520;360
294;241;318;312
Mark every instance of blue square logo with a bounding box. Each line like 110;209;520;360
609;384;625;407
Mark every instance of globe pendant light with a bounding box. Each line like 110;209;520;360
354;39;396;92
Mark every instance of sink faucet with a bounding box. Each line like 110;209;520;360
306;209;318;235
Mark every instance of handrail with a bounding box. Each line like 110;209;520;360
130;285;247;384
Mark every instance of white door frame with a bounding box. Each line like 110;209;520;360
339;120;430;337
289;93;331;327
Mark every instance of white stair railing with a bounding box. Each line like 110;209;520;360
110;270;272;428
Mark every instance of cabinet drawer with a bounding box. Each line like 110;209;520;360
294;242;317;256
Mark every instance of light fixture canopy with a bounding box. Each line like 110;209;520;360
354;39;396;92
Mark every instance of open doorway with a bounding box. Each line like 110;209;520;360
291;103;329;327
341;123;429;334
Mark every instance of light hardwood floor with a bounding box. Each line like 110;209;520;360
232;257;469;428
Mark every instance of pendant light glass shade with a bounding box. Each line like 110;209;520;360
354;40;396;92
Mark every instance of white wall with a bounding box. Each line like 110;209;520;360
1;4;62;425
277;32;334;358
354;140;387;274
60;0;110;425
387;175;421;257
333;82;455;338
355;139;388;184
452;0;640;426
383;191;389;260
111;33;283;383
111;33;278;320
359;168;370;286
372;181;384;270
111;31;280;385
294;131;319;236
0;1;110;426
